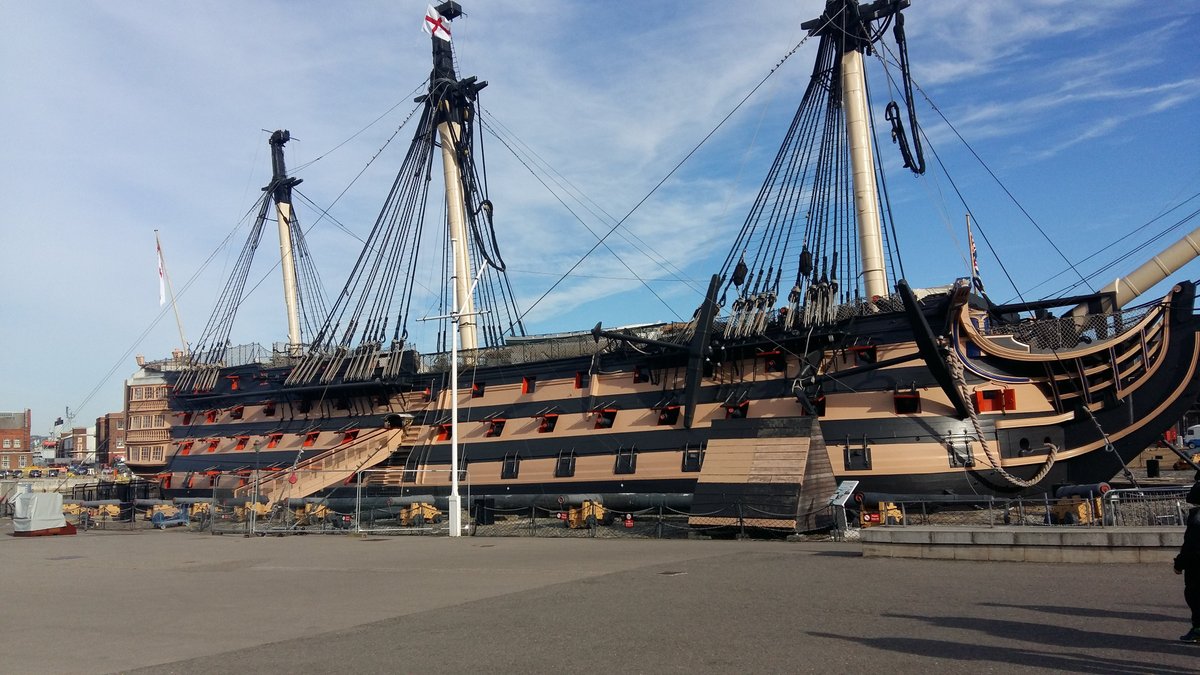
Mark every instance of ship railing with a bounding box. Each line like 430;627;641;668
415;324;692;373
977;301;1161;351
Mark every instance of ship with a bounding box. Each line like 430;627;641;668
126;0;1200;532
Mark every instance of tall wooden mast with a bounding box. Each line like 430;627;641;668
803;0;909;300
267;129;304;355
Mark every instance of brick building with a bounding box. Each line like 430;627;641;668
96;412;126;466
0;409;33;472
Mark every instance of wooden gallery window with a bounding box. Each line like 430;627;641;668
614;447;637;474
555;450;576;478
501;453;520;480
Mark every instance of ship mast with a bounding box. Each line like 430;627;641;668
803;0;908;300
268;129;304;355
430;2;480;352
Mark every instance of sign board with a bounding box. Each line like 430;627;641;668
828;480;859;507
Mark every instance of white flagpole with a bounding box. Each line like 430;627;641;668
155;230;190;356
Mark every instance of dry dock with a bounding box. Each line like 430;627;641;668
1;521;1197;674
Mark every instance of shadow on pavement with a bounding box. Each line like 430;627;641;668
979;602;1181;624
807;632;1195;675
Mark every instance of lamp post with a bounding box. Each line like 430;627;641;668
251;439;261;534
420;237;488;537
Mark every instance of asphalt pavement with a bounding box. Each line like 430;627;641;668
1;522;1196;674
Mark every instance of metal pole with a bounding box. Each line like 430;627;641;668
448;236;462;538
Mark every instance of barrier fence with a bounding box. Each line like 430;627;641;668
849;485;1195;529
7;478;1197;537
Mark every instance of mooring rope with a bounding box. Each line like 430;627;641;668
948;348;1058;488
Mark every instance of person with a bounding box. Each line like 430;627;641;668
1174;481;1200;642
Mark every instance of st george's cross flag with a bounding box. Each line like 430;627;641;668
422;5;451;42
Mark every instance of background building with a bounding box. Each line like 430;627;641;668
95;412;126;466
0;409;33;472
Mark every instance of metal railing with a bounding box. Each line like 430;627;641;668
850;486;1193;529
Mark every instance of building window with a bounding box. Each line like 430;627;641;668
501;453;520;479
2;439;10;449
1;458;8;469
13;439;20;449
614;447;637;474
117;420;125;430
555;450;576;478
116;440;124;449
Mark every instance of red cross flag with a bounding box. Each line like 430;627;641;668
422;5;451;42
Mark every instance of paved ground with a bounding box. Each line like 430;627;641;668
1;522;1196;674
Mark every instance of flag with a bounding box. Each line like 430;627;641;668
422;5;452;42
967;217;985;294
157;239;166;306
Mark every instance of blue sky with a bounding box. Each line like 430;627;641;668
1;1;1198;434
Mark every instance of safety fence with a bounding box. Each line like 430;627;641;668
850;485;1194;529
